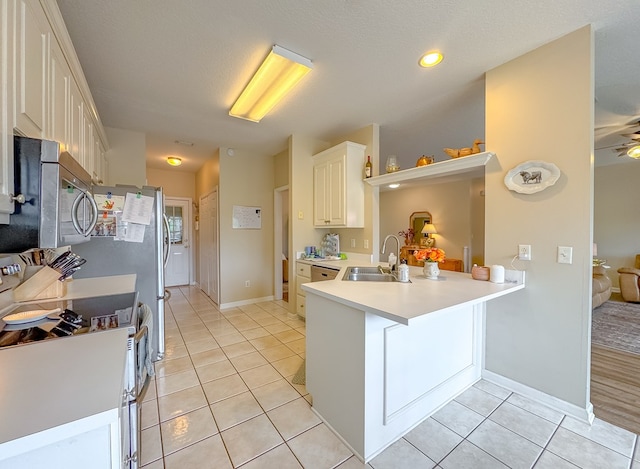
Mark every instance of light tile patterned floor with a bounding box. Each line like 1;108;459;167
141;286;640;468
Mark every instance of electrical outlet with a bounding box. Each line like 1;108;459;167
350;238;356;248
364;239;369;249
557;246;573;264
245;280;250;287
518;244;531;260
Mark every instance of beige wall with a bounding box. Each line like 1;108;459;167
274;149;290;261
379;180;475;265
274;149;288;189
105;127;146;187
485;26;594;409
330;124;380;257
194;150;220;292
594;162;640;289
219;147;275;305
470;177;485;266
288;126;379;314
146;168;196;200
195;150;220;197
289;134;330;260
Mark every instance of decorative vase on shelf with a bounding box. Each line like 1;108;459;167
423;261;440;279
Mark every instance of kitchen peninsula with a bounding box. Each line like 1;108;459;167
301;264;524;462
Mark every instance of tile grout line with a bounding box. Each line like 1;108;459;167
156;288;313;468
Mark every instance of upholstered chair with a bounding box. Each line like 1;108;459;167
618;254;640;303
593;265;612;308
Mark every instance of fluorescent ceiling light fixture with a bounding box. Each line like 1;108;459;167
229;45;313;122
419;51;444;68
628;145;640;159
167;156;182;166
388;183;401;189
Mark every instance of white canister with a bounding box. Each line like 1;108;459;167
490;265;505;283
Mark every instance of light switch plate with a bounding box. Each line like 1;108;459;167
557;246;573;264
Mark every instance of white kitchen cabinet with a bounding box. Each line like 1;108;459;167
94;127;106;184
295;261;310;317
13;0;49;139
0;0;110;224
0;0;15;222
313;141;366;228
48;35;70;151
0;328;129;469
68;75;82;163
82;102;93;174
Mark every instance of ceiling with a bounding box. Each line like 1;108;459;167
55;0;640;174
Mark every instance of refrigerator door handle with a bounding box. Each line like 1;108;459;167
71;189;99;237
162;213;171;268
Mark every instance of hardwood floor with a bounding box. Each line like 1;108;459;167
591;344;640;434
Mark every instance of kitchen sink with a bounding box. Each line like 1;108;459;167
342;266;403;282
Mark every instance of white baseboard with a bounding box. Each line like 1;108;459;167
220;295;275;310
482;370;594;424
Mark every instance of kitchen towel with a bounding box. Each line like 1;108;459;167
139;303;155;381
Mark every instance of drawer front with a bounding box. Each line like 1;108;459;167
296;275;308;297
296;263;311;277
296;294;306;317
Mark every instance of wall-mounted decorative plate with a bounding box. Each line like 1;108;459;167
504;160;561;194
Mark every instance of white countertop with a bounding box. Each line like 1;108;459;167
0;327;129;446
301;263;524;325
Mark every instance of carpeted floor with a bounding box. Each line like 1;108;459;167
592;299;640;355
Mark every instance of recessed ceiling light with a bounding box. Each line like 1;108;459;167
388;183;400;189
419;51;444;68
167;156;182;166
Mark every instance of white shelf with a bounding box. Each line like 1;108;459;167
366;151;495;191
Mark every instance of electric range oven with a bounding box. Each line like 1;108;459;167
0;292;150;469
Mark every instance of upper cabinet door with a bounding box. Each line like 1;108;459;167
313;141;366;228
14;0;49;138
49;37;70;151
0;0;15;222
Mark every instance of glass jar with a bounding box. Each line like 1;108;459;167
386;155;399;173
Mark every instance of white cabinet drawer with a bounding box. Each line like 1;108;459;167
296;263;311;277
296;275;309;297
296;294;306;317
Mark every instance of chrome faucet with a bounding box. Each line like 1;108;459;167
381;234;400;271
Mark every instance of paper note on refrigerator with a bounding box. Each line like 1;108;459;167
124;223;146;243
121;192;154;225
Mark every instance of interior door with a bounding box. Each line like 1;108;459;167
164;198;191;287
199;189;218;304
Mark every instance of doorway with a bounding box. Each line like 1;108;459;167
274;186;289;302
164;197;193;287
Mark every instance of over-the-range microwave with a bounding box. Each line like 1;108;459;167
0;136;98;253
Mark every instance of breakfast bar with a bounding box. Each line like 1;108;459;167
301;264;524;462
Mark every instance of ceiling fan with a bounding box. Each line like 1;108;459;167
594;119;640;158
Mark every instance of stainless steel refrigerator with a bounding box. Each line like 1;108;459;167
72;185;168;362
